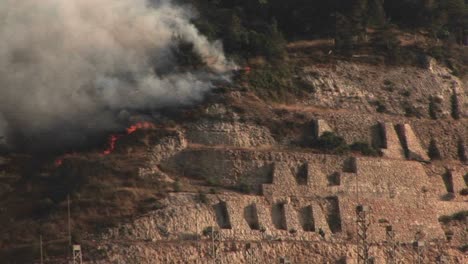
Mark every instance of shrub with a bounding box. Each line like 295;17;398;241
314;132;349;154
451;92;460;120
197;192;208;204
452;211;468;221
173;180;181;192
401;90;411;97
438;215;452;224
457;139;467;162
350;142;380;156
206;177;220;186
237;182;251;194
428;139;441;160
428;97;438;119
441;192;455;201
202;226;218;237
374;101;387;113
459;188;468;196
459;244;468;253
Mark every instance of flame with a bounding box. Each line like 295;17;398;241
102;122;156;156
102;134;121;155
55;159;63;166
53;122;156;167
126;121;155;134
54;152;78;167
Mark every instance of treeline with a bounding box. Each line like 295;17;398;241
188;0;467;59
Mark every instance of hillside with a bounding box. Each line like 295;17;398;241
0;0;467;263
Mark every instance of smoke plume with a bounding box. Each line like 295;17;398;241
0;0;232;151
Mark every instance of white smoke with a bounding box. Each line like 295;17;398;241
0;0;232;150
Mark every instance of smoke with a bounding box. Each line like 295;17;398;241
0;0;232;151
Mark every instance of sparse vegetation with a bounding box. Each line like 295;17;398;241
438;211;468;224
451;92;461;119
314;132;349;154
197;192;208;204
428;96;439;119
457;139;467;162
237;181;252;194
374;101;387;113
173;180;182;192
460;188;468;196
428;139;441;160
206;176;220;186
350;142;380;156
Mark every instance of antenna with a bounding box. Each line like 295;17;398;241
356;205;372;264
210;226;222;264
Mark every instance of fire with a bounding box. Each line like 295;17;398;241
126;121;155;134
102;122;155;156
55;159;63;166
54;122;156;167
54;152;78;167
102;134;120;155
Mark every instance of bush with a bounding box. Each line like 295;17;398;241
459;188;468;196
428;139;441;160
314;132;349;154
441;192;455;201
429;97;438;119
460;244;468;253
237;182;251;194
438;215;452;224
197;192;208;204
206;177;220;186
202;226;219;237
452;211;468;221
457;139;467;162
451;92;461;120
374;101;387;113
350;142;380;156
173;180;181;192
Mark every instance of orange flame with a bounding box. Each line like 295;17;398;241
126;121;155;134
102;122;155;156
102;134;121;155
55;159;63;166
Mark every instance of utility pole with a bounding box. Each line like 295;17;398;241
39;235;44;264
384;225;397;264
67;194;72;261
412;240;425;264
72;245;83;264
356;205;372;264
